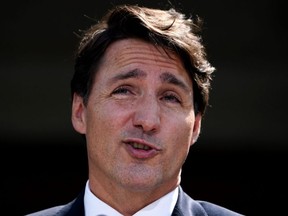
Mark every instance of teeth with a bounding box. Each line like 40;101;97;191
131;142;150;150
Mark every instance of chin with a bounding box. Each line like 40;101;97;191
120;176;163;192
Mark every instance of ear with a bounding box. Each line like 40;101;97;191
190;113;202;145
71;93;87;134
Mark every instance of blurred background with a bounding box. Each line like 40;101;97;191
1;0;287;215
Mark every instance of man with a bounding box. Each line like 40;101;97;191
27;4;243;216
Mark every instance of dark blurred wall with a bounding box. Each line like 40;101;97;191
1;0;287;215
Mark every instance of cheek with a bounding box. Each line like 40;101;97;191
161;123;193;177
85;108;117;160
172;115;195;145
86;102;130;141
162;119;194;167
88;98;117;121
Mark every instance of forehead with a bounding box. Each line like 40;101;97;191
96;38;192;85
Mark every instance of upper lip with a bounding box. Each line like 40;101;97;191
123;138;161;151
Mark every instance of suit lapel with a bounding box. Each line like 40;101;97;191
62;189;85;216
171;186;208;216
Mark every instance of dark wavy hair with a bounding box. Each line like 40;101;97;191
71;4;215;115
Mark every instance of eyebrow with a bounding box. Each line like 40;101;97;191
109;69;146;84
160;72;190;92
109;69;190;92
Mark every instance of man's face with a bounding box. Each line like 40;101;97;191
72;38;201;193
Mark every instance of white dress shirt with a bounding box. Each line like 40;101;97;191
84;180;179;216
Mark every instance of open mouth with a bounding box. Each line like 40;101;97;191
129;142;152;150
123;139;159;159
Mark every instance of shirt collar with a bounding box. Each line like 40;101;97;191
84;180;179;216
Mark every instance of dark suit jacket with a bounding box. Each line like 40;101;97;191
26;186;243;216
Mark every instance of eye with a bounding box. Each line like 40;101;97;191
112;86;131;95
162;92;181;104
111;86;135;98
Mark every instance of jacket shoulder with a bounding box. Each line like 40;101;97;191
198;200;244;216
25;205;67;216
172;186;244;216
25;189;85;216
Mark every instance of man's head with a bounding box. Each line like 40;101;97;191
70;4;215;206
71;5;215;116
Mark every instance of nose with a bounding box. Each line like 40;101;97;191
132;95;160;133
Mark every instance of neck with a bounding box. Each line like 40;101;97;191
88;175;180;215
